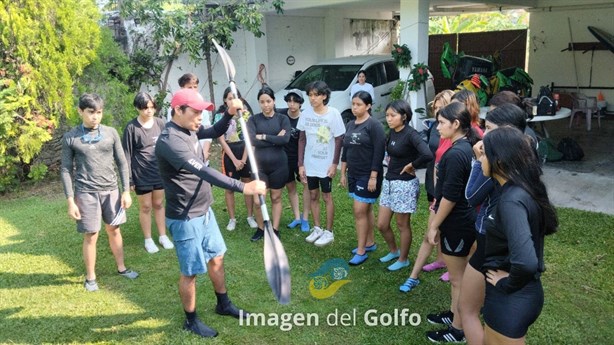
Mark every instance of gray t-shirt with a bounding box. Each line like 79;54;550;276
60;124;130;198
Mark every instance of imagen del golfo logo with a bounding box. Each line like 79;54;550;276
237;258;421;331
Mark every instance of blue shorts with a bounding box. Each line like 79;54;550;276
166;208;227;276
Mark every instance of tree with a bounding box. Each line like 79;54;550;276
429;10;528;34
0;0;100;191
116;0;284;104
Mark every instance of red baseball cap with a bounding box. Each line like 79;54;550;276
170;89;214;111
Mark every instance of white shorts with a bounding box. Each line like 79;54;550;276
379;178;420;214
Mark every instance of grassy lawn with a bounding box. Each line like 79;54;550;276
1;172;613;344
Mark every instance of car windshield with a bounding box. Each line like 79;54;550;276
287;64;362;91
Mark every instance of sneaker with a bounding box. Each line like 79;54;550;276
250;228;264;242
226;218;237;231
387;259;410;271
84;279;99;292
159;235;174;249
314;230;334;247
399;277;420;292
118;269;139;279
287;219;301;229
348;253;368;265
440;271;450;282
427;310;454;325
422;261;447;272
246;216;258;229
300;219;310;232
379;250;400;263
183;318;218;338
215;302;250;319
305;226;323;243
426;326;465;343
144;238;159;254
351;243;377;254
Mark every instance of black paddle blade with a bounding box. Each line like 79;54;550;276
263;221;291;304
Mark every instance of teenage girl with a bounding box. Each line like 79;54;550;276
376;100;433;272
425;102;480;343
247;85;291;241
481;126;557;345
340;91;386;265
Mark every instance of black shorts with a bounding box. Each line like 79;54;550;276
222;142;251;180
469;232;486;271
440;223;476;257
257;153;288;190
287;157;300;183
483;279;543;338
307;176;332;193
347;174;382;201
135;184;164;195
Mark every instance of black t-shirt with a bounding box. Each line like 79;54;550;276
122;117;166;187
341;117;386;177
247;112;291;167
155;118;244;220
385;125;434;181
483;183;545;294
435;138;476;228
277;108;301;161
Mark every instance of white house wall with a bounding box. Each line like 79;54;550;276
528;4;614;101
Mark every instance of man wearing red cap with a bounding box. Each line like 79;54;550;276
155;88;266;338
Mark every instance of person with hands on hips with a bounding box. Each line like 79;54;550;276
480;126;557;345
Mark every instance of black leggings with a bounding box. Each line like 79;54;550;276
483;279;544;338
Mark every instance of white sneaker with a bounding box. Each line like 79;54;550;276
246;216;258;229
226;218;237;231
305;226;323;243
144;238;159;253
314;230;334;247
159;235;174;249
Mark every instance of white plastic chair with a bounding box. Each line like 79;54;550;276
569;93;601;131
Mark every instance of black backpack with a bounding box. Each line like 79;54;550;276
537;85;556;115
557;137;584;161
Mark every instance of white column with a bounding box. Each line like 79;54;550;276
399;0;429;130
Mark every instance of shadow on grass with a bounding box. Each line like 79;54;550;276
0;307;159;344
0;272;75;289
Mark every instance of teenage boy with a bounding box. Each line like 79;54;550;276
297;81;345;247
279;89;311;232
60;93;139;292
155;88;266;338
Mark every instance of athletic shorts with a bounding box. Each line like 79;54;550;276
135;184;164;196
286;157;300;183
307;176;332;193
222;142;251;180
440;223;476;257
166;208;227;276
469;232;486;271
483;279;544;338
74;190;125;233
379;178;420;213
257;154;288;190
347;174;381;204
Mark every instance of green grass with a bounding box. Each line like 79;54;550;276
0;175;613;344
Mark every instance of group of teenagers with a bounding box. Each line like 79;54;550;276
61;70;557;344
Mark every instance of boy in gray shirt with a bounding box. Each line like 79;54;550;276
60;93;138;292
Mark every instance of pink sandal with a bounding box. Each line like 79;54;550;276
422;261;447;272
439;271;450;282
